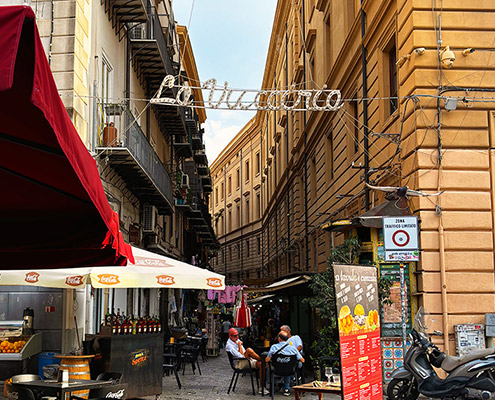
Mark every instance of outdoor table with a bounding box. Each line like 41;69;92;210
292;381;341;400
14;378;113;399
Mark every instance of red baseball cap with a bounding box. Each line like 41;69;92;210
229;328;239;338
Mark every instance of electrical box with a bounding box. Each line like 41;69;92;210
455;324;485;356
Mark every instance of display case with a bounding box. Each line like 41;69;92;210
0;321;42;361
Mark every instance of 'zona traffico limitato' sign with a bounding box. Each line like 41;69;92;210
383;216;419;262
333;264;383;400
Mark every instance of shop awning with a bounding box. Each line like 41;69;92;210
0;246;225;290
247;294;275;304
0;6;133;268
245;274;312;293
322;198;411;231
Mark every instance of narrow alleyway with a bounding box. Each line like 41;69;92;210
147;348;341;400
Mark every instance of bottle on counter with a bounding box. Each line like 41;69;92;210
157;317;162;333
105;309;112;327
131;315;137;335
122;316;129;335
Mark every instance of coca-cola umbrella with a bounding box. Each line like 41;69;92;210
0;246;225;290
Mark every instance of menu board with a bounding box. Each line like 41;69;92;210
333;264;383;400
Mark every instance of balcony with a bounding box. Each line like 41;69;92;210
196;164;208;176
174;198;192;213
96;109;173;214
193;149;208;165
173;130;193;158
129;9;187;137
103;0;147;28
191;133;203;150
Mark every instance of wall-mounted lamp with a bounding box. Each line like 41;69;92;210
440;46;456;69
462;48;475;56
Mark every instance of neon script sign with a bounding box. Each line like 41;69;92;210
150;75;343;112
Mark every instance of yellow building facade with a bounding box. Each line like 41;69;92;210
210;0;495;354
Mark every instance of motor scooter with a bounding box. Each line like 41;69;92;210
387;308;495;400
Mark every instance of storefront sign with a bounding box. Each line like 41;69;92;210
383;217;419;261
333;264;383;400
151;75;343;112
206;278;223;288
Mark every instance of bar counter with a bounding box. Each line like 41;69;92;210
90;333;163;398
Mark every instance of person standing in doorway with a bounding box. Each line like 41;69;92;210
221;318;231;348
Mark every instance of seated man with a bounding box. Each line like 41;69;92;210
225;328;261;370
265;332;304;396
280;325;303;353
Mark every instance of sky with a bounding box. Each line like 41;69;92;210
172;0;277;164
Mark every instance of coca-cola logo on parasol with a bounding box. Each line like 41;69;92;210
25;272;40;283
156;275;175;285
206;278;222;288
97;274;120;285
65;276;84;287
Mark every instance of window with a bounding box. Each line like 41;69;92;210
257;237;261;254
245;160;250;182
236;168;240;188
101;55;113;104
326;128;334;181
245;198;250;223
388;41;398;114
228;209;232;231
215;188;218;205
310;157;317;199
221;182;224;200
246;240;250;258
236;204;240;227
256;193;261;219
256;152;260;175
228;176;232;195
325;13;331;71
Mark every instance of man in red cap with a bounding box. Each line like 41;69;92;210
225;327;261;369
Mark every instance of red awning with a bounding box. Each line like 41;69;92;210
0;6;134;268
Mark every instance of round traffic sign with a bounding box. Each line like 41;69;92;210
392;230;410;247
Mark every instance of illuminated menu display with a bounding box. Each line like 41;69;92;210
333;264;383;400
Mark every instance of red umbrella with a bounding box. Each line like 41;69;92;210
0;6;133;268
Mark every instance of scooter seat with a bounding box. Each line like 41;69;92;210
442;348;495;372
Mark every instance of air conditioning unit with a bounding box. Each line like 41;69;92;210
181;173;190;188
129;23;146;40
143;204;157;233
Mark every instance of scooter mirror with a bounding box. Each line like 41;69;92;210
433;330;444;336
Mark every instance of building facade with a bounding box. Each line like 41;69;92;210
4;0;216;343
210;0;495;354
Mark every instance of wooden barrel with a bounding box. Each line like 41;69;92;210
55;355;94;399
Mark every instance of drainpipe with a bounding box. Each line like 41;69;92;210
302;0;309;270
266;114;271;277
360;2;370;211
285;23;291;273
224;165;227;279
240;150;244;282
274;74;279;276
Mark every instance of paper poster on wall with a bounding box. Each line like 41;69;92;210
333;264;383;400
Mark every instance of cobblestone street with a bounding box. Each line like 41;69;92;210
147;348;342;400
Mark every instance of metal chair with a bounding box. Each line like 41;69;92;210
226;351;258;395
269;354;299;400
5;382;36;400
95;372;122;383
163;346;182;389
180;344;202;375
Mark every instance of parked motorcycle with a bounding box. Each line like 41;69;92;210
387;307;495;400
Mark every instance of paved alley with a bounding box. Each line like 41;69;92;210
149;348;341;400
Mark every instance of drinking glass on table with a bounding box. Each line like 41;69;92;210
325;367;333;385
